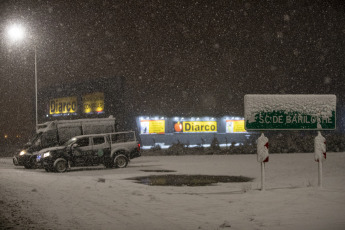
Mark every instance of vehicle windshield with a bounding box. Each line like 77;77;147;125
64;137;77;146
25;132;42;147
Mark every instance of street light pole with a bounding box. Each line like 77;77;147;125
6;23;38;131
34;45;38;131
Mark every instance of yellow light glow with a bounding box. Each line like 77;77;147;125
83;92;104;114
183;121;217;133
226;120;246;133
140;120;165;134
50;96;77;114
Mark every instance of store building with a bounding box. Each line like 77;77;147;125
136;116;251;149
37;76;252;148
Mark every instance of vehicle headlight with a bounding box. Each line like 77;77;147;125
19;150;27;156
43;152;50;158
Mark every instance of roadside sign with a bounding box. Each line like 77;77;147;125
244;95;336;130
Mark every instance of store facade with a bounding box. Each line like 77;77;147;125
136;116;251;149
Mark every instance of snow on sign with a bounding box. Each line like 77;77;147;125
244;95;336;130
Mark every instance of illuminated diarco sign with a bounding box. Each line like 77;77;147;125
226;120;246;133
174;121;217;133
50;96;77;115
140;120;165;134
83;92;104;114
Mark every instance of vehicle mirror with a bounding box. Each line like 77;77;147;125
72;143;78;148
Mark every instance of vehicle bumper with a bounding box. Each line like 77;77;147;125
12;154;30;166
130;150;141;159
35;154;44;168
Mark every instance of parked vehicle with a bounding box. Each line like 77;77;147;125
13;116;116;169
37;131;141;172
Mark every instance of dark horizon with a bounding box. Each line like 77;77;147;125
1;0;345;140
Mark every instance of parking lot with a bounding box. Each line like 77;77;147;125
1;153;345;230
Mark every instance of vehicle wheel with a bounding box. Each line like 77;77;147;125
24;158;35;169
44;167;51;172
24;163;32;169
54;158;67;173
29;156;37;169
13;157;19;166
114;154;128;168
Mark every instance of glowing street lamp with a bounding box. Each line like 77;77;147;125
6;23;38;130
7;24;25;42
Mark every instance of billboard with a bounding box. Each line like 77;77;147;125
50;96;77;115
174;121;217;133
83;92;104;114
140;120;165;134
226;120;246;133
244;94;336;130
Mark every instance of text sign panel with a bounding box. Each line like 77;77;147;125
244;95;336;130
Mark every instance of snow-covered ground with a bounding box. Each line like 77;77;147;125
1;153;345;230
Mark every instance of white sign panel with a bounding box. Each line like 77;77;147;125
244;94;336;130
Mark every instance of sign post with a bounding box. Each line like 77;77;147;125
314;131;326;188
257;133;269;191
244;94;336;190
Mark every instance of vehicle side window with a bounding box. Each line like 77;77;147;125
93;137;105;145
125;132;135;141
111;134;125;143
110;133;135;143
111;134;117;143
75;137;89;147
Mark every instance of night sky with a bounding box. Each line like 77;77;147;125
0;0;345;139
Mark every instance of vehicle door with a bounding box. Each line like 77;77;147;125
92;136;111;158
71;137;92;163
